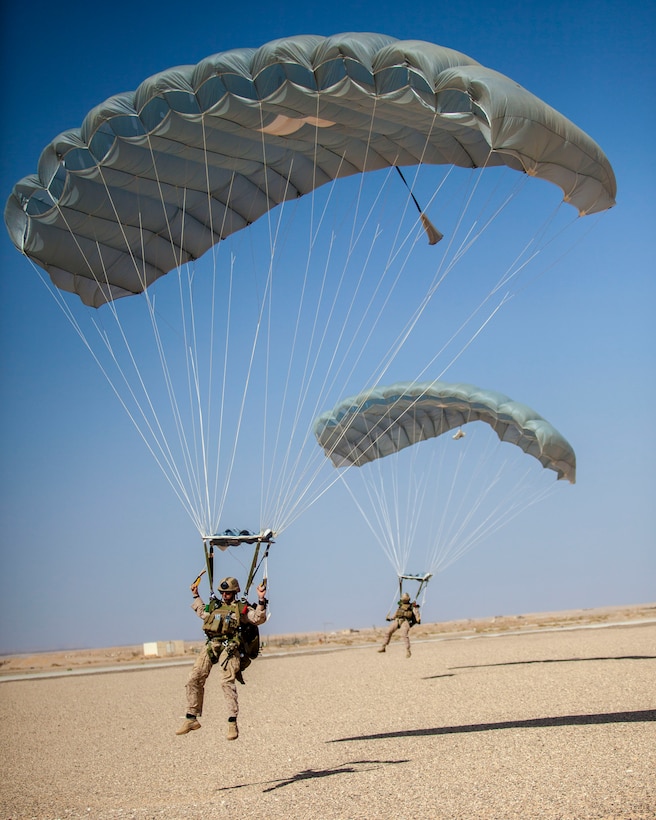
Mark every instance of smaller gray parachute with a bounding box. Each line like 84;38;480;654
313;380;576;483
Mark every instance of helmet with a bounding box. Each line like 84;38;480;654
401;593;411;603
218;577;240;593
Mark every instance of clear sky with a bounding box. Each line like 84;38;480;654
1;0;654;653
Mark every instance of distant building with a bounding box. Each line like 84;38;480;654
143;640;185;657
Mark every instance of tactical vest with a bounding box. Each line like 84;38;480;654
395;602;415;621
202;600;243;641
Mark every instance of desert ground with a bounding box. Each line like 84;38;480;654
1;604;655;819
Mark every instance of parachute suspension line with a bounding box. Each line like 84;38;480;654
400;181;560;383
268;163;418;534
98;148;220;533
27;254;206;531
96;153;205;528
254;98;328;532
175;131;235;535
423;430;555;574
288;120;387;409
260;114;412;531
362;164;542;393
232;183;292;529
434;161;578;307
217;242;274;528
367;457;404;571
210;250;237;535
257;100;278;529
342;95;381;257
426;410;485;573
508;201;599;302
354;114;453;374
263;217;363;530
420;294;513;383
257;159;338;525
302;164;427;421
322;388;543;581
430;461;545;574
351;183;467;390
363;432;438;576
51;172;212;533
150;202;210;531
209;172;241;535
255;110;303;528
199;118;224;535
348;156;449;394
338;472;404;576
263;111;475;531
394;182;576;388
132;180;214;534
267;140;322;529
140;127;240;536
302;104;423;410
264;233;343;528
199;171;257;532
270;94;434;530
402;444;435;571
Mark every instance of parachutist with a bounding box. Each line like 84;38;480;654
176;576;267;741
377;593;420;657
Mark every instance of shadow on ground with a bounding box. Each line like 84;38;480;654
215;758;410;793
329;709;656;743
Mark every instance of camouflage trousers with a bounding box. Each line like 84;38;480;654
185;642;241;718
381;618;411;650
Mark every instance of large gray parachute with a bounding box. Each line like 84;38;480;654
313;380;576;483
5;32;616;308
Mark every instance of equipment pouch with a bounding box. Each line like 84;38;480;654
206;642;222;665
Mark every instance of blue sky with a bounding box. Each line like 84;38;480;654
1;0;654;653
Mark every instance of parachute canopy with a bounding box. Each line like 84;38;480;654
5;32;616;308
313;380;576;483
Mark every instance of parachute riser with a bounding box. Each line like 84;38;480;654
203;542;214;595
244;539;273;597
398;572;432;601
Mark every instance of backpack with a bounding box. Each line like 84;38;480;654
240;619;261;661
237;601;261;671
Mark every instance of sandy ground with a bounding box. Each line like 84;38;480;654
1;609;655;819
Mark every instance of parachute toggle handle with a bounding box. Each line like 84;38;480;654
192;568;206;589
395;166;443;245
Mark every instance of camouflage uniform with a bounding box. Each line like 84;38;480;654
379;598;419;654
185;594;267;719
